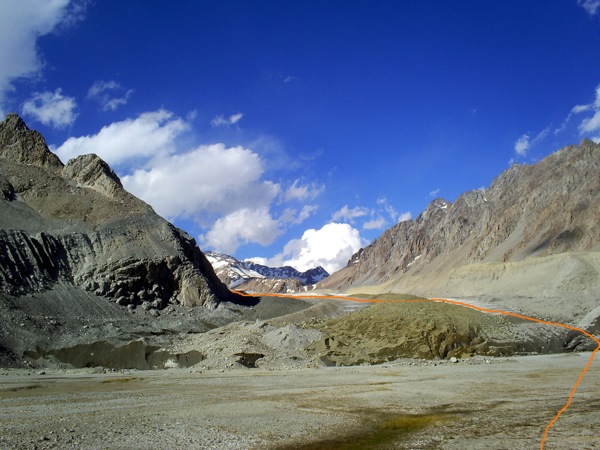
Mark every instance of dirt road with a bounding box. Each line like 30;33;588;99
1;353;598;449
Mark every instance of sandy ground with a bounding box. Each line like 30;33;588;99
0;353;599;449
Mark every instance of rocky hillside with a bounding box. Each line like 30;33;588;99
0;114;230;311
233;277;305;294
206;251;329;291
320;140;600;305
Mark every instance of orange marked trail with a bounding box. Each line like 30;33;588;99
232;290;600;448
430;297;600;450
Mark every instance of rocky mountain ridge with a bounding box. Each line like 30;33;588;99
0;114;231;311
206;251;329;292
320;140;600;304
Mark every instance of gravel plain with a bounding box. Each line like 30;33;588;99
1;352;599;449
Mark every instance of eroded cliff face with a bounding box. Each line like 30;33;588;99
0;113;229;311
320;140;600;294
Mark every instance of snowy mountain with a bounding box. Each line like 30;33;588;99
205;252;329;289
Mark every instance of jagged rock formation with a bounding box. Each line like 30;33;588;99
320;140;600;305
0;113;230;311
206;251;329;292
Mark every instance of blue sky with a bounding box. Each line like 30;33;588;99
2;1;600;273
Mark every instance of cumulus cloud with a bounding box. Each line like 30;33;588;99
579;0;600;15
21;88;77;128
0;0;84;113
53;108;327;255
122;142;280;221
55;109;188;165
331;205;369;222
200;208;280;255
211;112;243;127
87;80;133;111
264;223;366;273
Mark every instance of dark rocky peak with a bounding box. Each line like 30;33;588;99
0;113;63;170
62;153;124;199
303;266;329;282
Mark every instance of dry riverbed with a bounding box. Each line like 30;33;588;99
1;353;599;449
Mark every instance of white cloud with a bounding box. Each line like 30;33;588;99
211;112;243;127
21;88;77;128
55;109;188;165
201;208;280;255
53;109;328;256
331;205;369;222
297;204;319;223
398;211;412;222
376;197;398;222
283;179;324;202
576;85;600;135
280;205;319;226
555;103;593;135
0;0;84;113
265;222;366;273
122;142;280;221
579;0;600;15
363;216;386;230
514;133;530;156
428;188;441;198
331;198;401;231
515;127;551;155
120;137;286;255
554;84;600;137
572;104;592;114
580;113;600;134
87;80;132;111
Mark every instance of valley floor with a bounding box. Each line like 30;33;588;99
0;352;599;449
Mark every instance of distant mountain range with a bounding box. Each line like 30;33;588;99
205;251;329;292
319;139;600;305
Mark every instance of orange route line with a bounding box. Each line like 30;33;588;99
231;290;600;448
430;297;600;450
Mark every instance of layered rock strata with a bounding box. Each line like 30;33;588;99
0;114;229;311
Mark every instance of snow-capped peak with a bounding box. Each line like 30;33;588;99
205;251;329;288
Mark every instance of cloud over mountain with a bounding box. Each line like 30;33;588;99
51;109;327;256
254;222;366;273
